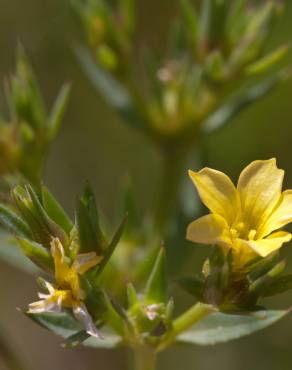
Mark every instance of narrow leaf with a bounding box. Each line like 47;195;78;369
180;0;198;40
177;310;290;346
75;45;130;110
263;275;292;297
144;248;167;304
76;184;106;254
17;238;53;271
42;186;73;235
245;45;289;76
0;204;32;239
28;311;121;348
203;68;290;133
97;215;127;276
48;83;71;140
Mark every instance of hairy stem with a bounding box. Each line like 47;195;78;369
157;302;215;352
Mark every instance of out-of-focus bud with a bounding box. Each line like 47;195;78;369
0;46;70;191
0;125;20;176
11;185;69;249
72;0;135;74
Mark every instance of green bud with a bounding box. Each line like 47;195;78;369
12;185;68;249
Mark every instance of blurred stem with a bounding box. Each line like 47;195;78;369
157;302;215;352
0;330;28;370
154;144;190;236
130;346;157;370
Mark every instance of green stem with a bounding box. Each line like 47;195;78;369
157;302;215;352
130;346;157;370
154;144;189;236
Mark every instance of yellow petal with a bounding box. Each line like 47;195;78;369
240;231;291;258
237;159;284;230
73;252;102;275
259;190;292;237
230;239;258;268
51;238;70;286
186;214;231;246
189;168;239;224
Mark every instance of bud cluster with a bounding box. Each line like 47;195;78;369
0;47;70;189
74;0;289;142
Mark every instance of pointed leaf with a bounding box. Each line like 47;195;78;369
177;310;291;346
127;283;139;308
0;204;32;238
17;238;53;271
75;45;130;110
263;274;292;297
180;0;198;42
245;45;289;76
203;68;291;133
28;311;121;348
76;184;106;254
144;248;167;304
26;185;68;246
47;83;71;140
97;215;127;276
42;186;73;235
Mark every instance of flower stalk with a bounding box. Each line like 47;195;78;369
157;302;215;352
130;346;157;370
154;144;190;236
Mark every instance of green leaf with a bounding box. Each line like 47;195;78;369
177;310;290;346
127;283;139;308
0;204;32;239
47;83;71;141
249;261;286;297
97;215;127;277
144;248;167;304
25;185;68;247
28;311;82;337
177;276;204;300
245;45;289;76
10;45;46;130
76;184;106;254
263;275;292;297
0;231;39;273
28;311;122;348
75;45;130;110
42;186;73;235
180;0;198;42
17;237;53;271
203;68;290;133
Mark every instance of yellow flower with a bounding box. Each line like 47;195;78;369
187;159;292;267
28;238;102;337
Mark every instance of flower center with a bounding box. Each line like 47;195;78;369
230;222;257;241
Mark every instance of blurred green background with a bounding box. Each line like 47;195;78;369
1;0;292;369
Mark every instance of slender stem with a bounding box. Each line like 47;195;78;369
157;302;215;352
130;346;157;370
154;144;189;236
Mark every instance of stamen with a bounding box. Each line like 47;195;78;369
248;229;257;240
